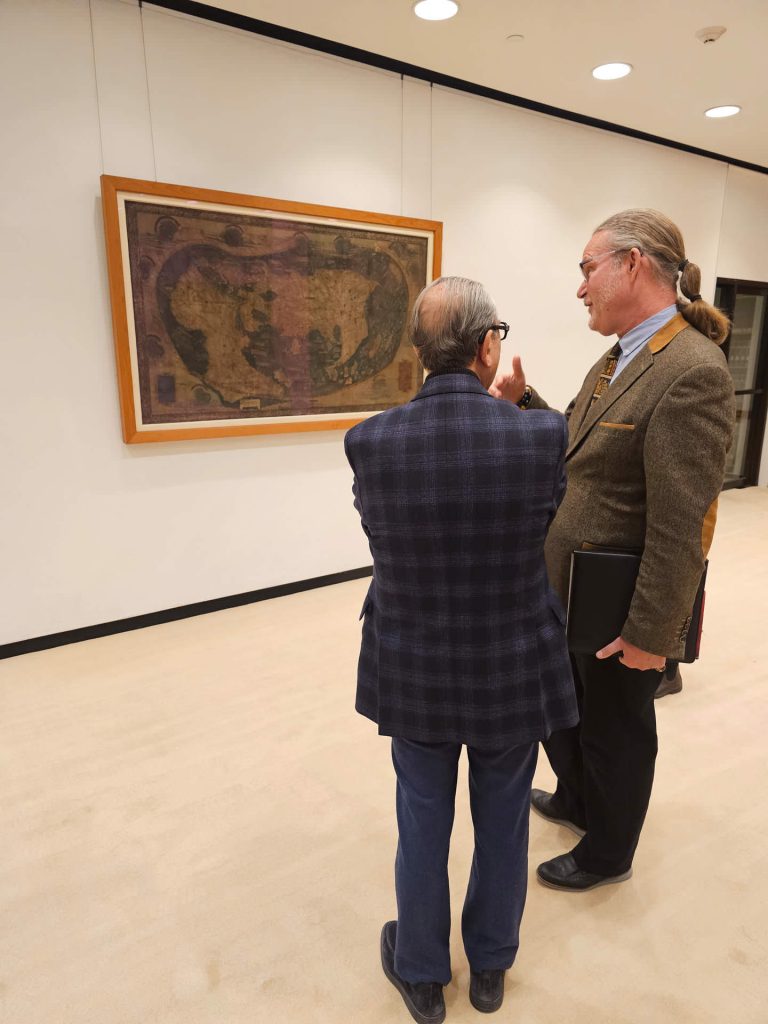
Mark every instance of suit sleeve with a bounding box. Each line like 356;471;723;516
553;414;569;513
344;429;371;539
621;362;735;656
528;389;578;422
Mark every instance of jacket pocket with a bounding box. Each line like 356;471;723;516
598;421;635;431
595;420;640;477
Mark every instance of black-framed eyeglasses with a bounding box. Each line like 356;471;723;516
478;321;509;344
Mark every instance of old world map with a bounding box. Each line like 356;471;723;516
124;201;429;424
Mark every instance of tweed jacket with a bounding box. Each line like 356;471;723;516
344;370;578;749
531;313;735;659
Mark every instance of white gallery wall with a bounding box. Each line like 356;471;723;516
1;0;767;646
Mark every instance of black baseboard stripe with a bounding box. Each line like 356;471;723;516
0;567;373;661
145;0;768;178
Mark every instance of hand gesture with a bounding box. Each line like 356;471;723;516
489;355;526;404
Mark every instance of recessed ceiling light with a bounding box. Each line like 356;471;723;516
704;105;741;118
592;62;633;80
413;0;459;21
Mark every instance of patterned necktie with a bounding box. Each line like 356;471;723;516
590;343;621;406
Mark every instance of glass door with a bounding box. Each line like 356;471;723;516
714;280;768;488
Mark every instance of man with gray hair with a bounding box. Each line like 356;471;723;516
345;276;577;1022
492;209;734;892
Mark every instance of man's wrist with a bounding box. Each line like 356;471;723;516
517;385;533;409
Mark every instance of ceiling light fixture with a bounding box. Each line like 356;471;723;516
704;105;741;118
592;62;632;81
413;0;459;21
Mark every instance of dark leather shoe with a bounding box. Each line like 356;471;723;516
469;968;505;1013
536;852;632;892
655;664;683;699
530;789;586;837
380;921;446;1024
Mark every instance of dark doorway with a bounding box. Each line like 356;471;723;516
714;279;768;489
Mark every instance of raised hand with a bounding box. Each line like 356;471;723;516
489;354;526;404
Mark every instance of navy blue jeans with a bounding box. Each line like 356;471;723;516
391;737;538;984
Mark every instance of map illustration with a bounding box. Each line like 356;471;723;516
124;201;429;424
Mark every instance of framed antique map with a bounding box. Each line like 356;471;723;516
100;176;442;443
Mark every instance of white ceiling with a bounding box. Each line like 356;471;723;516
196;0;768;170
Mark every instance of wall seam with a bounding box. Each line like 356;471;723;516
139;1;159;180
713;162;730;289
400;74;405;217
88;0;106;172
429;83;433;223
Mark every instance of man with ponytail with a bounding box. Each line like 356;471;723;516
491;209;735;892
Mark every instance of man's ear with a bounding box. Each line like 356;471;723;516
628;246;643;274
479;329;494;366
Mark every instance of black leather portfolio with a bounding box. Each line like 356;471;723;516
566;549;707;663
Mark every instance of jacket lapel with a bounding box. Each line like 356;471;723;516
568;348;652;457
567;313;688;459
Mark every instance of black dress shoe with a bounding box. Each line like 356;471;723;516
380;921;446;1024
530;789;586;837
655;664;683;699
536;852;632;892
469;969;505;1013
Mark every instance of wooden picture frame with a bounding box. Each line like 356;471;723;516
100;175;442;443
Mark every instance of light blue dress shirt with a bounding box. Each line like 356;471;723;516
611;304;677;383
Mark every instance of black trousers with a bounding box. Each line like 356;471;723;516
543;652;660;875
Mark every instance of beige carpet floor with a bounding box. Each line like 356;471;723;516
2;487;767;1024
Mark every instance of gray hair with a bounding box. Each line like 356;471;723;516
409;276;497;372
596;208;730;344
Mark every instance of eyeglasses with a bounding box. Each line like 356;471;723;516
478;321;509;345
578;248;628;281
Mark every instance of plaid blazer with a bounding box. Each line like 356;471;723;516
531;314;735;659
344;370;578;748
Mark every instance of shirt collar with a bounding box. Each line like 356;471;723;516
617;304;677;359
